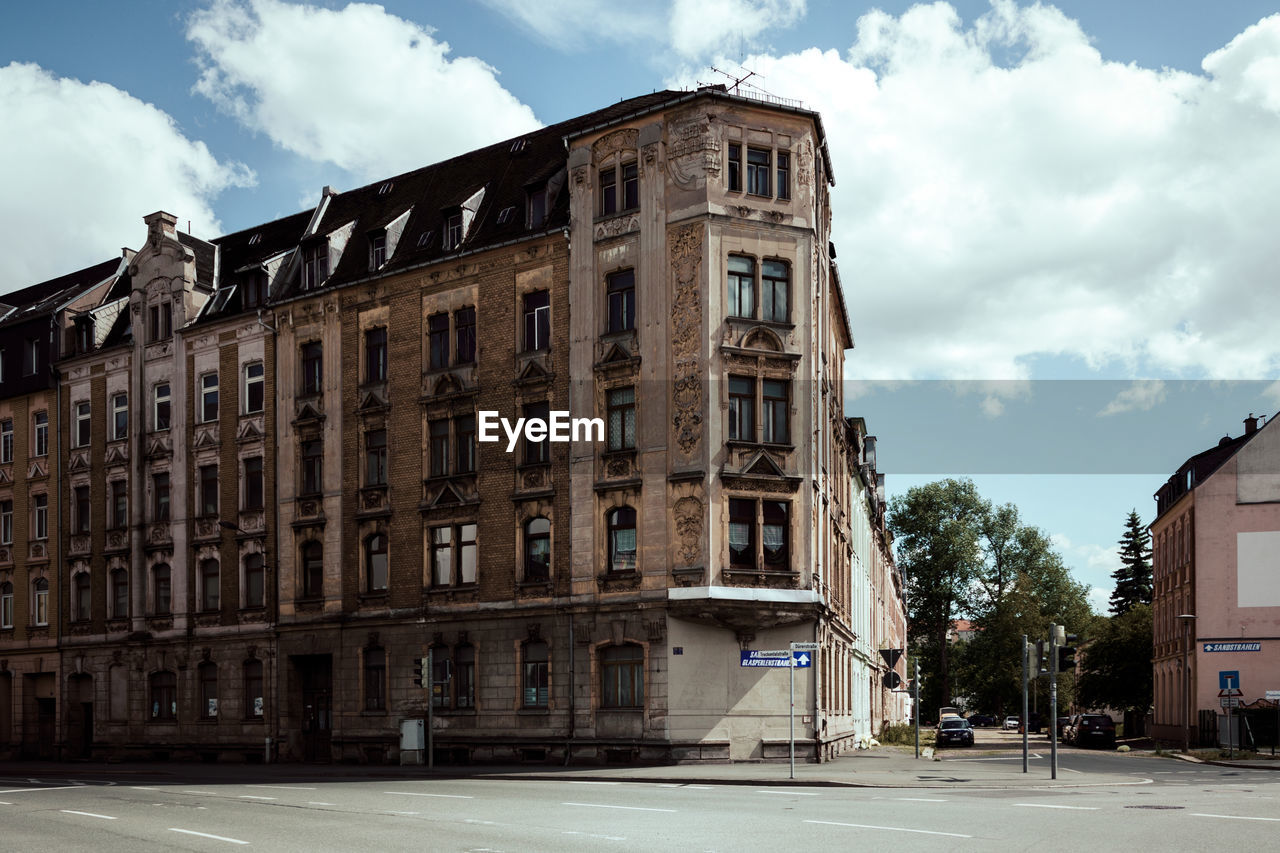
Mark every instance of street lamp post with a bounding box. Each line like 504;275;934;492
1177;614;1196;753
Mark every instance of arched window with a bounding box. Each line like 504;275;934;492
301;541;323;599
200;558;220;611
607;507;636;573
0;581;13;629
150;670;177;720
72;572;91;622
33;577;49;625
243;553;264;608
198;661;218;719
524;518;550;581
601;644;643;709
152;564;171;615
365;534;387;592
110;569;128;619
363;647;385;711
523;640;549;708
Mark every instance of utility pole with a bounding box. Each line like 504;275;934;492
426;647;434;769
1050;624;1060;780
913;657;920;759
1022;635;1029;773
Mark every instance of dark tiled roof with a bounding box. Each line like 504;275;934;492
178;231;217;289
0;257;122;325
1154;426;1264;520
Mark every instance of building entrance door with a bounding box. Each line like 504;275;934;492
296;656;332;762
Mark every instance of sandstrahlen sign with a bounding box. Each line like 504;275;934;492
1203;642;1262;653
740;650;812;668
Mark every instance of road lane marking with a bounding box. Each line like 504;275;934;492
308;802;337;806
247;785;316;790
757;790;819;796
563;831;627;841
1014;804;1098;810
130;787;159;791
181;790;220;796
385;791;474;799
805;819;971;838
562;802;677;813
895;798;947;802
238;795;276;801
0;786;82;794
566;780;621;785
61;810;118;820
169;828;250;845
0;801;11;805
387;810;420;815
1192;813;1280;822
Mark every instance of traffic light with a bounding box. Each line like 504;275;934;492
412;657;424;687
1058;634;1077;671
1026;640;1039;678
1036;640;1048;677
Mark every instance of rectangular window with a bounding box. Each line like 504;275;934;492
153;473;170;522
728;377;755;441
747;147;771;196
33;411;48;457
112;570;128;619
199;464;219;517
244;660;264;718
607;387;636;451
242;270;266;309
777;150;790;200
153;566;171;616
365;429;387;486
244;362;265;414
728;498;754;567
444;212;464;250
364;648;386;711
74;401;91;448
728;143;742;192
458;522;477;584
301;341;322;395
523;401;550;464
430;522;477;586
430;526;453;587
112;393;128;440
200;373;219;423
527;186;547;228
369;231;387;270
600;166;617;215
1;584;11;629
111;480;128;529
365;327;387;383
523;642;549;708
148;303;172;342
763;501;790;568
622;161;639;210
244;554;265;608
428;313;449;370
34;493;48;540
762;379;789;444
154;383;171;431
455;413;476;474
201;561;220;612
301;242;328;290
523;290;550;352
455;307;476;365
199;664;218;718
24;338;39;375
301;439;322;496
429;418;450;477
606;269;635;333
243;457;264;510
0;419;11;463
601;645;644;708
34;579;48;626
1;500;12;545
728;255;755;318
75;485;90;534
73;573;91;621
761;260;789;323
455;646;475;709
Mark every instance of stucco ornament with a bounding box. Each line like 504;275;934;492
673;495;703;566
666;110;719;188
668;224;704;455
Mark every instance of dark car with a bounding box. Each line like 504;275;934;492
969;713;996;728
936;717;975;748
1057;716;1071;739
1072;714;1116;748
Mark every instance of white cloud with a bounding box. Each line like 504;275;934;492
667;2;1280;381
187;0;542;181
1087;585;1111;614
0;61;253;290
1098;380;1167;416
668;0;806;59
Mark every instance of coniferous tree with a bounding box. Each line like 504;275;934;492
1110;509;1152;615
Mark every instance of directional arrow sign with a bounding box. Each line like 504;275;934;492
792;652;812;668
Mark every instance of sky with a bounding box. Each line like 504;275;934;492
3;0;1279;616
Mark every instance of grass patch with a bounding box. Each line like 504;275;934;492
878;723;917;746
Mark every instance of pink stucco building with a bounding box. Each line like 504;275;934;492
1151;414;1280;747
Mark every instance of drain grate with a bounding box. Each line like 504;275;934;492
1125;805;1185;810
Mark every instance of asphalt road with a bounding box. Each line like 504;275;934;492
1;753;1277;852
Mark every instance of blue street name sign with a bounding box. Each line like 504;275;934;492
1204;642;1261;653
740;650;793;668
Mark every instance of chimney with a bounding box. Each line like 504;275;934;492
1245;413;1259;436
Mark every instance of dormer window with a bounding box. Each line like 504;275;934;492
496;206;515;225
301;241;328;291
527;186;547;229
242;270;266;309
417;230;434;249
147;303;172;343
369;230;387;270
74;316;94;354
378;181;394;195
247;233;262;246
444;211;464;251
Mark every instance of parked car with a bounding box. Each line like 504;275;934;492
969;713;997;728
1056;716;1071;739
1071;714;1116;748
936;717;975;747
1003;715;1020;731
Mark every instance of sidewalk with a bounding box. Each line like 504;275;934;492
3;745;1159;790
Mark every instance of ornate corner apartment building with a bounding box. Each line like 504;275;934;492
0;86;907;763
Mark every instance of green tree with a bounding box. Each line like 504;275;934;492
1110;509;1152;615
1077;603;1153;717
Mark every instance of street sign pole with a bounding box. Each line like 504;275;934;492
426;647;434;770
1050;624;1060;780
789;649;795;780
914;657;920;760
1021;634;1029;773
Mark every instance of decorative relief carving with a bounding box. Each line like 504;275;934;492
106;531;127;550
148;524;171;545
796;139;814;188
520;466;548;490
594;215;639;241
571;165;588;185
194;518;220;539
667;110;719;188
592;128;639;161
604;454;633;479
238;511;266;533
673;495;703;566
669;224;704;456
0;547;10;564
29;542;46;560
299;499;320;518
69;534;91;555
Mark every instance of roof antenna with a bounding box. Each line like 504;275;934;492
707;65;757;96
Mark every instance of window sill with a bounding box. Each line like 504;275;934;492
518;707;550;715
